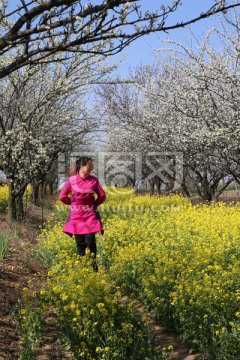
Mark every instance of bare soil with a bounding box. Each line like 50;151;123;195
0;200;71;360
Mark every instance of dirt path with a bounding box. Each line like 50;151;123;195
0;203;201;360
0;205;71;360
147;317;202;359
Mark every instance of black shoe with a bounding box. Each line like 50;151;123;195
93;262;98;272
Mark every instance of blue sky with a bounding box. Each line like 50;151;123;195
114;0;229;76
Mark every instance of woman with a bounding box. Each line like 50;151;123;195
59;156;106;270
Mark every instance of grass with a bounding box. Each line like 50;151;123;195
0;232;9;260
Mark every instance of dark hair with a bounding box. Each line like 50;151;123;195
76;157;93;172
68;157;93;177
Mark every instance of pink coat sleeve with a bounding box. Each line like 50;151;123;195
95;179;106;207
59;179;71;205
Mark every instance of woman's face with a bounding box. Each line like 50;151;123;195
81;159;93;174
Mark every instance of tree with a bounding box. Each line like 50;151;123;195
97;77;177;194
149;12;240;200
0;53;117;220
97;10;240;200
0;1;240;78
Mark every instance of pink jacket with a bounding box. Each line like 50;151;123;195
59;173;106;236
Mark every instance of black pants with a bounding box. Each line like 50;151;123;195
74;232;98;271
75;232;97;256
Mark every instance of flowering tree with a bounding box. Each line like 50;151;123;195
96;77;175;194
147;12;240;200
97;11;240;200
0;1;240;78
212;13;240;187
0;54;117;220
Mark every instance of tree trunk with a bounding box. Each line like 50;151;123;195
49;182;54;195
43;181;47;196
155;177;161;195
197;184;215;202
15;192;25;221
8;183;26;221
180;182;191;198
166;178;175;194
149;178;155;196
213;179;233;201
8;183;16;221
202;190;213;202
32;182;40;206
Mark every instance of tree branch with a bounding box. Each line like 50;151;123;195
0;1;239;78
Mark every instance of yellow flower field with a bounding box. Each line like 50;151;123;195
37;188;240;359
0;184;8;212
0;184;32;213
